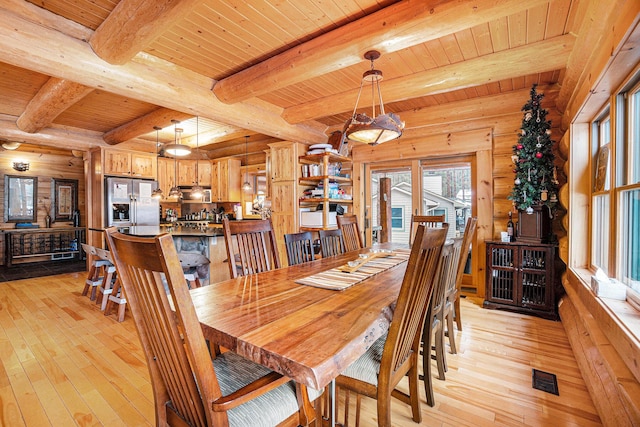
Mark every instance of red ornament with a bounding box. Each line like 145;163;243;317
517;144;523;149
535;152;543;159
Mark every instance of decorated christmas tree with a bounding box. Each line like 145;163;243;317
508;84;559;214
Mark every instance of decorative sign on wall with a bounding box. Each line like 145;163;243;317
52;179;78;221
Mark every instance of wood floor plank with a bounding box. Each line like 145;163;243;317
0;274;601;426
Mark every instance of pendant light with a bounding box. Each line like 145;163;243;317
343;50;404;145
190;116;204;199
168;121;183;199
151;126;164;200
165;119;192;156
242;135;252;192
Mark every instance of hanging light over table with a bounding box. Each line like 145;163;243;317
165;119;192;156
343;50;404;145
242;135;252;192
168;121;183;199
190;116;204;199
151;126;164;200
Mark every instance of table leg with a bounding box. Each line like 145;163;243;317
330;379;336;427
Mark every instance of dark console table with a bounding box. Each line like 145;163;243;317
3;227;86;267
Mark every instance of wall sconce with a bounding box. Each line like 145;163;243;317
13;161;29;172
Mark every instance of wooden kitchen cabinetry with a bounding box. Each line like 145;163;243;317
483;241;563;320
268;141;304;260
210;158;241;202
103;148;156;179
177;159;211;187
157;157;176;198
298;152;352;231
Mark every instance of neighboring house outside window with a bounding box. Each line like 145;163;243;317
391;206;404;229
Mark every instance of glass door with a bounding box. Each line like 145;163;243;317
370;168;413;245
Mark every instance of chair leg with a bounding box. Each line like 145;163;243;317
407;363;421;423
446;308;457;354
454;296;462;331
355;394;361;427
434;321;446;380
422;315;435;407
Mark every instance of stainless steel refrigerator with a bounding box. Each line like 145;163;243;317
105;177;160;227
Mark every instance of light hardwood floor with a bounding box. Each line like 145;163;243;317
0;272;601;426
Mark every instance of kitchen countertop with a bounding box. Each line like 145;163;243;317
123;225;224;237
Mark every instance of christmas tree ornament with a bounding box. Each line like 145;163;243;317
521;130;526;136
541;189;548;201
550;192;557;203
526;206;534;214
515;178;521;185
528;168;531;181
525;112;532;121
536;152;543;158
536;143;542;148
546;129;551;135
517;144;523;149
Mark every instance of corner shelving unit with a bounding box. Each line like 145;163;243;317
298;152;352;231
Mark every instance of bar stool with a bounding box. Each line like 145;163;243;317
94;247;117;311
104;277;127;322
81;243;110;301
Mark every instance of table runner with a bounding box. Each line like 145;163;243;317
295;249;411;290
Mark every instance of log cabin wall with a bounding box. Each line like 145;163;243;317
0;148;86;266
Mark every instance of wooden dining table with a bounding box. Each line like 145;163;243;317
190;243;409;393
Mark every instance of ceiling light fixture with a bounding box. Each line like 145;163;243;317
2;141;21;150
151;126;164;200
164;119;191;156
242;135;252;192
168;121;183;199
190;116;204;199
343;50;404;145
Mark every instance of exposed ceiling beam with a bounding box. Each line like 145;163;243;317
0;114;105;151
283;35;574;123
103;108;193;145
16;78;95;133
90;0;202;65
212;0;550;104
0;8;328;145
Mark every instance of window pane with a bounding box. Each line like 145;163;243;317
391;207;404;229
619;188;640;291
630;89;640;184
592;194;610;273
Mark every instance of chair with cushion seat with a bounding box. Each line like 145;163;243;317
318;228;345;258
449;217;478;332
284;231;315;266
222;217;282;278
421;237;462;408
408;214;446;246
105;227;321;427
335;223;448;427
337;215;363;252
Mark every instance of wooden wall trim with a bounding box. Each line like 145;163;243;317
560;269;640;426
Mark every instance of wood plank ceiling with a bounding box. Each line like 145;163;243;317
0;0;587;162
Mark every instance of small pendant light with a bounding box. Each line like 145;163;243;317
190;116;204;199
242;135;252;192
151;126;164;200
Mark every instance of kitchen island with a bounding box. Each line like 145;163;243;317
123;225;229;285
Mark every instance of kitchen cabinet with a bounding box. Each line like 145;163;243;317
483;241;563;320
103;148;156;179
210;158;241;202
177;159;212;187
157;157;176;199
298;151;352;231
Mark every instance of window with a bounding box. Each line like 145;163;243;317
591;111;611;273
391;207;404;229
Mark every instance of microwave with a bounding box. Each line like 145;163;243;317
180;188;212;203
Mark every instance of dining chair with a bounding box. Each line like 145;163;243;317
284;231;315;266
422;237;462;408
222;217;282;278
104;227;321;427
337;214;363;252
318;228;345;257
450;216;478;332
408;214;446;246
335;223;448;427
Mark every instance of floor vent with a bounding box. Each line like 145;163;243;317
532;369;559;395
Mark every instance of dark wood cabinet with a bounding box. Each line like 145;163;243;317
483;241;562;320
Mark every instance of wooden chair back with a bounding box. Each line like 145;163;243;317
409;214;446;246
284;231;315;266
451;216;477;331
318;228;345;257
337;215;363;252
222;217;282;278
105;228;218;426
376;223;448;424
